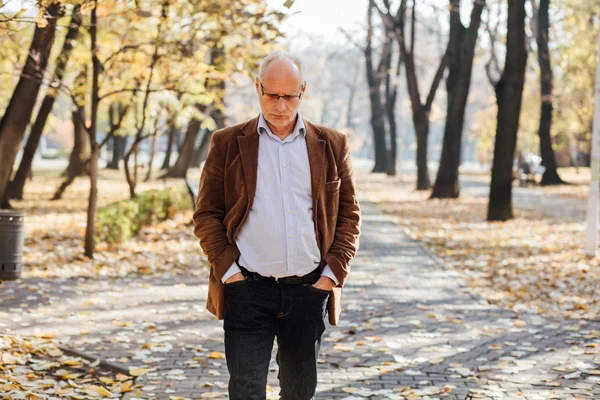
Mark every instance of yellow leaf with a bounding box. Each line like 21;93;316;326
80;1;96;15
128;367;149;376
2;353;20;364
120;381;134;392
86;385;114;397
208;351;224;359
35;10;48;28
116;373;131;381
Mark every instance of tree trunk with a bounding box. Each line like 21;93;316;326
378;0;448;190
192;129;211;167
345;78;357;130
385;54;401;176
487;0;527;222
144;117;159;182
65;109;90;177
105;102;130;170
0;3;62;208
107;134;126;169
535;0;564;185
164;117;201;178
161;115;177;170
415;119;430;190
124;6;164;198
431;0;485;198
51;109;90;200
124;139;143;198
7;7;82;200
366;1;389;173
85;5;100;258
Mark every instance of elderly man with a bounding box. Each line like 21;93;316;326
193;51;361;399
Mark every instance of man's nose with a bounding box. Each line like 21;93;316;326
274;98;287;112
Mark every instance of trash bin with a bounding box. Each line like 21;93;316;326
0;210;25;281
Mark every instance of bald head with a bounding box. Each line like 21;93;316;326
258;51;304;82
255;51;307;137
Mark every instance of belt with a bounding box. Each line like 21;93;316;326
236;262;321;285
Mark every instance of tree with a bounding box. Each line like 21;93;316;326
0;2;62;208
123;2;168;198
105;103;131;170
430;0;486;198
84;3;101;258
160;99;182;170
377;0;448;190
52;69;90;201
365;1;390;173
487;0;528;221
531;0;565;185
7;5;83;200
384;48;402;176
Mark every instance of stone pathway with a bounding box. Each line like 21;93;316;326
2;201;600;399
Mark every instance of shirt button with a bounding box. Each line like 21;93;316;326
287;211;291;214
284;188;288;191
282;164;286;168
290;258;294;262
289;234;293;238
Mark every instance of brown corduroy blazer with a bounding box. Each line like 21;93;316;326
192;116;361;325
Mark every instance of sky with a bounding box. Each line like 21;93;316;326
268;0;368;46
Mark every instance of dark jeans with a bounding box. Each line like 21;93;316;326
224;278;329;400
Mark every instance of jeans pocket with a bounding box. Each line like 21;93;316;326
224;278;249;288
305;284;330;295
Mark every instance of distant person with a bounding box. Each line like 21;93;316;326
193;51;361;399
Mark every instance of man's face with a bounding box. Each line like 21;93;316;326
255;59;306;132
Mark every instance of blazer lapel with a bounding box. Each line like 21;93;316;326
304;120;326;210
237;116;325;216
238;117;260;206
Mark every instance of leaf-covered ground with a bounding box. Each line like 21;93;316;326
356;169;600;321
2;166;599;399
12;169;202;280
1;334;136;399
1;170;204;399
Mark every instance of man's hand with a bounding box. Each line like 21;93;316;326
311;276;336;292
225;272;246;284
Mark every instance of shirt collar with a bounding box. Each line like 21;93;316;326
258;113;306;139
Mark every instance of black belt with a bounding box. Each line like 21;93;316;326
236;262;321;285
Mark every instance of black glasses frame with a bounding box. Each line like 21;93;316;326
259;82;304;102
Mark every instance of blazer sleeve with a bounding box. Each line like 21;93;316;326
323;134;361;286
192;132;240;281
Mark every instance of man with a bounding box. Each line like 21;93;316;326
193;51;361;399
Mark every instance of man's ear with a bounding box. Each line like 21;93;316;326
255;77;261;94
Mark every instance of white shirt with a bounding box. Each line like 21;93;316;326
221;113;338;284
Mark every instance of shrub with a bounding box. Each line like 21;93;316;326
96;188;189;244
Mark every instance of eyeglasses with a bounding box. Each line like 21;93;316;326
259;82;304;102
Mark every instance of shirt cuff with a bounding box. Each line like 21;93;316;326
221;262;242;283
321;264;339;286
